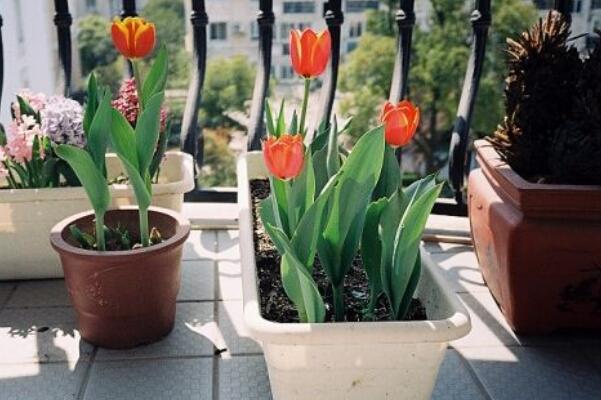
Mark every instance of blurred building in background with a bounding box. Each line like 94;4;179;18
3;0;601;124
533;0;601;49
201;0;381;82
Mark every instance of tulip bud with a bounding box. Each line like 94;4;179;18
111;17;156;59
380;100;420;148
290;28;331;79
262;134;305;180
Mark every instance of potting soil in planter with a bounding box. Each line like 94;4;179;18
250;179;427;323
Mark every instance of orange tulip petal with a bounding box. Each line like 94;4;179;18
262;135;305;179
134;22;156;58
290;30;303;77
310;29;331;77
299;29;318;77
111;20;133;58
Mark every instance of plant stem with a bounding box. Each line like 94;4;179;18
95;213;106;251
284;179;297;236
132;61;144;111
332;284;345;322
298;78;311;136
139;207;150;247
366;292;378;320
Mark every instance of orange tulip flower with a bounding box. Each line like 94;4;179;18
380;100;420;148
290;28;331;78
111;17;156;59
263;134;305;180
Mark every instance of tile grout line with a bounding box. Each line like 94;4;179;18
453;349;494;400
0;283;18;311
212;230;220;400
76;346;98;400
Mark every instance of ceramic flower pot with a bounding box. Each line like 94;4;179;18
238;152;471;400
468;140;601;334
0;151;194;280
50;206;190;349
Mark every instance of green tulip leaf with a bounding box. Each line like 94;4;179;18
141;46;168;105
55;145;110;215
373;145;401;201
136;92;164;175
318;126;385;288
83;73;98;136
86;89;112;173
361;197;388;313
110;108;139;170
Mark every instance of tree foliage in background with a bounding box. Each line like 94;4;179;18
142;0;190;89
199;129;237;187
77;14;122;93
200;55;255;128
78;14;119;75
339;0;537;172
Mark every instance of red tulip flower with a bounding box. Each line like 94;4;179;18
263;134;305;180
111;17;156;59
380;100;420;148
290;28;331;78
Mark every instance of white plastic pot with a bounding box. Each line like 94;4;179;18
0;151;194;280
238;152;471;400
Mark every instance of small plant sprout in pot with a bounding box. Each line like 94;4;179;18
236;27;470;400
50;17;190;349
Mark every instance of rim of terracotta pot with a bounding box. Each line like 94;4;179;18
50;206;191;260
474;139;601;216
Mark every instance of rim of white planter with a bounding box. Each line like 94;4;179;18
0;151;195;202
237;151;471;346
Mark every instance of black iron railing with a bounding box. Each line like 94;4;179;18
0;0;575;215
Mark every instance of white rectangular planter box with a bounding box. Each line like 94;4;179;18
238;152;471;400
0;151;194;280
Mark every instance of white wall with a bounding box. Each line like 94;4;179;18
1;0;59;125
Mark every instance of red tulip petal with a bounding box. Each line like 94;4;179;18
384;109;411;148
380;101;395;122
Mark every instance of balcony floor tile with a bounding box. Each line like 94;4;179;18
1;211;598;400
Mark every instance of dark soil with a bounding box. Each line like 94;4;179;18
250;179;427;323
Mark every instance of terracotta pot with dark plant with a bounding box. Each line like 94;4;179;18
50;17;190;348
469;12;601;334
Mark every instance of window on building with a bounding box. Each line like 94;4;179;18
283;1;315;14
86;0;97;11
280;22;312;40
210;22;227;40
281;22;294;39
250;21;259;40
110;0;121;16
593;0;601;9
533;0;555;9
349;21;362;38
347;41;358;53
346;1;379;13
282;43;290;55
574;0;582;12
280;65;295;80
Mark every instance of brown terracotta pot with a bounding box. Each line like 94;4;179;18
468;140;601;334
50;206;190;348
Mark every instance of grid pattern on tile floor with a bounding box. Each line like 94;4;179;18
1;229;601;400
